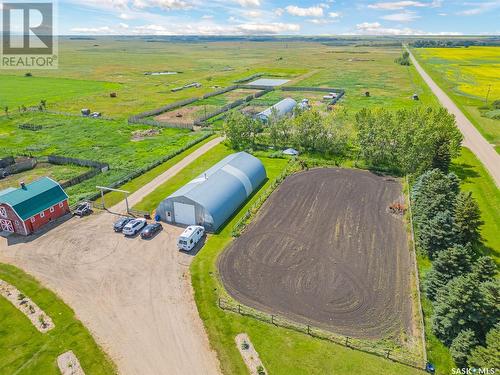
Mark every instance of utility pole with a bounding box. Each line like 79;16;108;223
485;84;492;104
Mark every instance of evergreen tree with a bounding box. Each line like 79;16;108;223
468;324;500;369
450;329;478;368
453;191;483;246
471;256;498;282
418;210;456;259
432;275;498;345
424;245;473;301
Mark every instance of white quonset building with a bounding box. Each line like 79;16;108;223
156;152;267;232
256;97;297;123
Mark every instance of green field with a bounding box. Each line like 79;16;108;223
0;39;437;120
0;264;116;375
0;163;88;191
0;112;210;202
412;47;500;151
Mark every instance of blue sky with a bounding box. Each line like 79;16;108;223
57;0;500;35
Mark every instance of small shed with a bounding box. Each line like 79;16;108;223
0;177;69;235
156;152;266;232
256;98;297;123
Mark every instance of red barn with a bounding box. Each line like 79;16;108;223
0;177;69;236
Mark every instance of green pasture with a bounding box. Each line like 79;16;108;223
0;112;209;202
412;47;500;151
1;39;438;120
0;264;116;375
0;163;88;191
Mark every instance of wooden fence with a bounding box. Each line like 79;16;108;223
218;297;426;371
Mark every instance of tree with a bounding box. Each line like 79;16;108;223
424;245;473;301
453;191;483;246
223;110;253;149
432;138;452;172
291;109;324;151
432;275;499;345
450;329;479;368
471;256;497;282
468;323;500;369
3;106;8;117
418;210;456;258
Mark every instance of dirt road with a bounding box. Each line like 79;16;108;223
407;48;500;187
111;136;223;213
0;139;225;375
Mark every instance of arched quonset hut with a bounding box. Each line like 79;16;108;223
256;97;297;123
156;152;266;232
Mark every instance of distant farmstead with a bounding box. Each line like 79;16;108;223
156;152;266;232
256;97;297;123
0;177;69;235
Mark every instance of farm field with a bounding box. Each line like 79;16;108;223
0;163;88;191
0;112;210;202
0;39;435;120
412;47;500;151
219;168;413;339
0;264;116;375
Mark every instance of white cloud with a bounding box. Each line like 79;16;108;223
237;22;300;33
132;0;192;10
328;11;340;18
242;10;263;18
457;1;500;16
353;21;461;35
381;11;419;21
201;14;213;19
234;0;261;7
71;26;115;33
274;8;284;16
119;13;135;20
119;22;129;28
368;1;425;10
285;5;324;17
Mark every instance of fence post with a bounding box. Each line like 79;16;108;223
218;297;221;308
345;337;350;347
386;349;391;359
271;315;274;325
307;325;311;335
238;304;241;314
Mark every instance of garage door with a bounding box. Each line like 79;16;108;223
173;202;196;225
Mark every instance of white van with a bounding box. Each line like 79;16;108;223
177;225;205;251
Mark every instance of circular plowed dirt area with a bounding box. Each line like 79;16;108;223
219;168;412;339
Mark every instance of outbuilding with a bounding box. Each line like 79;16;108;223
156;152;266;232
256;97;297;123
0;177;69;235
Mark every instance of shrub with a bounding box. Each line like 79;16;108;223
450;329;478;368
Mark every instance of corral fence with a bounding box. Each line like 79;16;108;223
74;132;214;204
281;86;346;105
47;155;109;189
217;297;426;371
18;123;43;131
128;117;194;130
233;73;264;84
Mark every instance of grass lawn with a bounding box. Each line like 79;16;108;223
0;264;116;375
99;134;217;208
0;163;88;191
450;147;500;263
412;47;500;151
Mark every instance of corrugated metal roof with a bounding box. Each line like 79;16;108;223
0;177;68;220
167;152;266;230
257;97;297;120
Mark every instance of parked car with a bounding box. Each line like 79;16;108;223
74;202;92;217
140;222;163;239
122;218;147;236
177;225;205;251
113;217;133;232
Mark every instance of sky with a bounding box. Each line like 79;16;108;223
52;0;500;35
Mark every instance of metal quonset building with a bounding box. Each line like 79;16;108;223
256;97;297;123
156;152;267;232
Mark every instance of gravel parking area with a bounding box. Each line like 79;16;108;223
0;212;220;375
